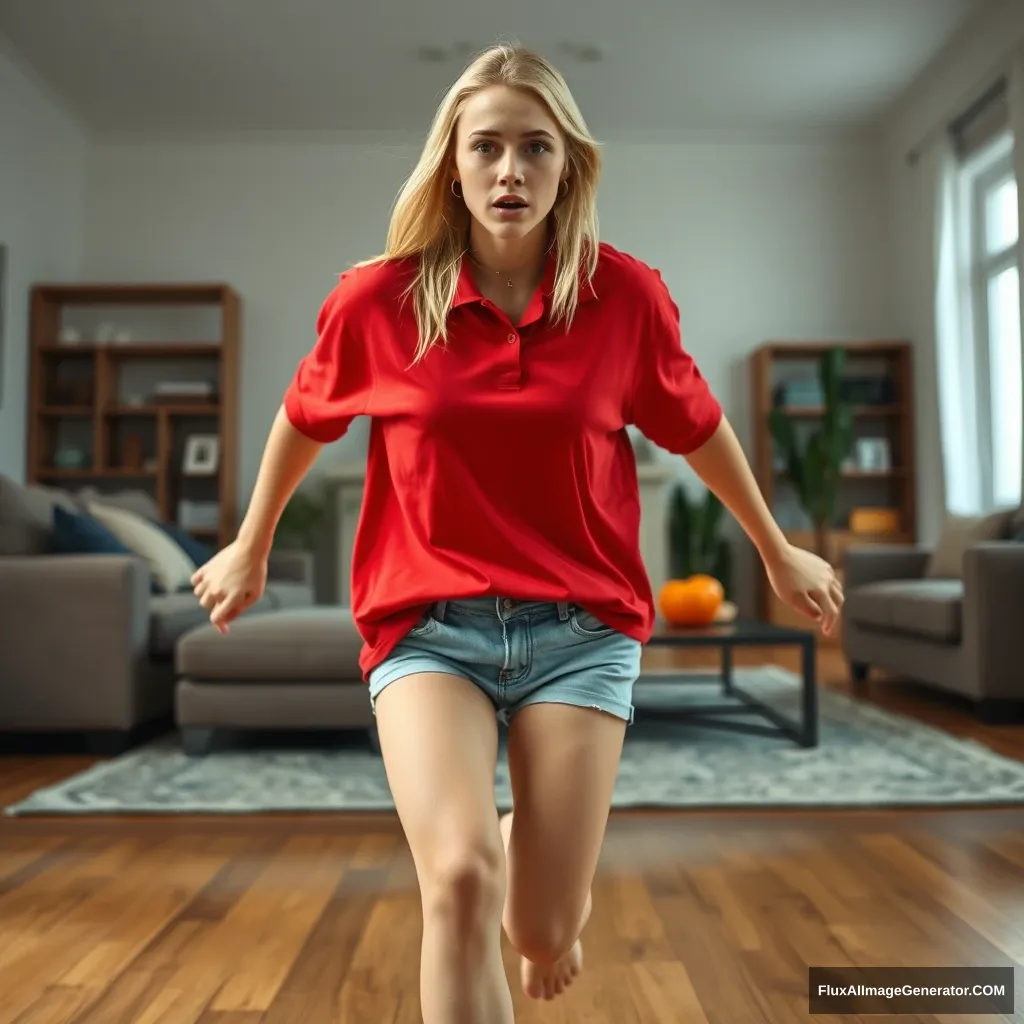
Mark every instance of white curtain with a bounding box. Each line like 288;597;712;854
925;133;985;515
1011;49;1024;505
926;46;1024;516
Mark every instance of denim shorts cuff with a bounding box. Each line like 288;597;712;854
367;653;468;709
509;690;635;726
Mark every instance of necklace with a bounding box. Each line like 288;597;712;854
467;251;515;289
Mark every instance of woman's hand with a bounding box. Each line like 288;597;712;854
763;542;844;635
190;540;268;634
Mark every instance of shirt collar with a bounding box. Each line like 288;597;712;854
452;245;598;323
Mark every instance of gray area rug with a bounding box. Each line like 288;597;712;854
7;667;1024;815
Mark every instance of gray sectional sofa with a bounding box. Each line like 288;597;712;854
0;474;314;750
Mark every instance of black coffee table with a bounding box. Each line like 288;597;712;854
635;618;818;747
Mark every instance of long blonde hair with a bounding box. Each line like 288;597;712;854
357;43;602;364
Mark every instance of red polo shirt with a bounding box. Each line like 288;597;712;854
283;241;722;678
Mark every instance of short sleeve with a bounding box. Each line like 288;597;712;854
629;267;722;455
283;274;376;443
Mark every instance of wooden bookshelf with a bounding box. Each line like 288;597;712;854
26;283;240;549
750;340;916;638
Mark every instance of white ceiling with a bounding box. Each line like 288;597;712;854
0;0;986;138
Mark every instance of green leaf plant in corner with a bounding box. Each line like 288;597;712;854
275;484;327;552
668;483;734;597
767;347;855;560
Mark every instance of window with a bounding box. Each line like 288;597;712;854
959;129;1022;509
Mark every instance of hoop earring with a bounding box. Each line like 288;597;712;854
559;179;569;199
451;180;463;199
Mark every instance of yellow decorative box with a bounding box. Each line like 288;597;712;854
849;507;900;535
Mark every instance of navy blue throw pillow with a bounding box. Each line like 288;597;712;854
51;505;164;593
52;504;132;556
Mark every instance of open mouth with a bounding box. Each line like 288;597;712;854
493;200;528;210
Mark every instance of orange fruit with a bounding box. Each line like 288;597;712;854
658;575;725;627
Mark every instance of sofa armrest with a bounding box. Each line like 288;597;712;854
267;548;314;586
963;542;1024;700
843;545;932;588
0;554;150;730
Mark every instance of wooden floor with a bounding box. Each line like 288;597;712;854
0;647;1021;1023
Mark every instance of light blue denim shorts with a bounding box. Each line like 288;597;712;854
367;597;642;725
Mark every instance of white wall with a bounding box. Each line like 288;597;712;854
883;0;1024;544
0;41;87;479
81;129;896;607
79;137;897;478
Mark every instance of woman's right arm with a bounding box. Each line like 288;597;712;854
191;405;324;631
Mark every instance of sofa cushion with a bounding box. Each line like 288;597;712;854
0;476;77;555
1010;504;1024;541
156;521;214;566
71;486;162;522
265;581;314;609
890;581;963;642
176;606;363;681
846;578;963;643
926;510;1012;579
86;500;196;592
149;581;313;656
150;591;278;656
51;504;135;558
845;580;902;630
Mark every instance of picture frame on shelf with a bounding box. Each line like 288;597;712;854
855;437;891;472
182;434;220;476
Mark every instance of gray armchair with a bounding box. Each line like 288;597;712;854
0;475;314;750
842;505;1024;723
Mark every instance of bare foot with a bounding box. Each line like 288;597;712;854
521;933;583;1000
499;811;588;1000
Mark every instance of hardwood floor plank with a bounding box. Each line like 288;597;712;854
627;961;710;1024
859;833;1024;962
335;884;424;1024
10;984;98;1024
985;832;1024;870
583;873;676;963
831;829;1023;1020
204;835;353;1014
68;965;182;1024
0;839;143;966
0;836;231;1023
174;835;285;923
0;836;66;885
197;1013;265;1024
652;873;787;1022
259;864;386;1024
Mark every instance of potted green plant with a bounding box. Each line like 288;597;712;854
768;347;855;559
668;482;733;597
274;484;328;552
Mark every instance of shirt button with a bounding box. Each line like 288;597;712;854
507;333;517;344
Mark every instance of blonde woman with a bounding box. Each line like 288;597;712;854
192;43;842;1022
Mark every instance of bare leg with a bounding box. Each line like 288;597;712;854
374;672;513;1024
500;702;626;1000
499;810;588;997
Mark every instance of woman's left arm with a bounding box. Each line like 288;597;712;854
683;416;844;635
